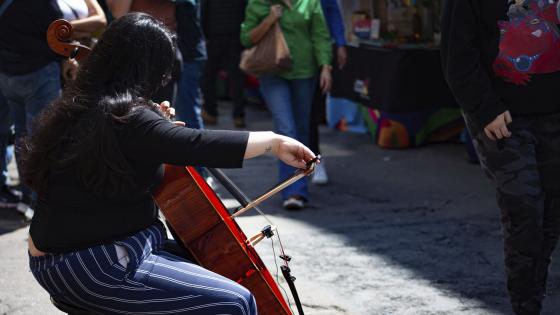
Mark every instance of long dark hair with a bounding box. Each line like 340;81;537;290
22;13;176;196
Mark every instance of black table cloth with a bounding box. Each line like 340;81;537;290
330;45;458;113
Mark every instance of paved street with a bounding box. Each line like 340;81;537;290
0;102;558;315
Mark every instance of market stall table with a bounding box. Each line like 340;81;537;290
329;45;463;148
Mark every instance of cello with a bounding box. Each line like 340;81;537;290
47;19;312;315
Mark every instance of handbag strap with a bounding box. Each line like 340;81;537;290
0;0;16;18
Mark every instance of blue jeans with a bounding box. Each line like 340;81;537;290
0;62;61;197
175;61;204;129
0;92;10;186
259;75;317;201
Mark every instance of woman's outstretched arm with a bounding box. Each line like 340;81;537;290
244;131;316;169
122;109;315;170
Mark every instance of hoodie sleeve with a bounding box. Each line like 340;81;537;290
440;0;507;134
320;0;347;47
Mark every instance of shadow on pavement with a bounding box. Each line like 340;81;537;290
214;101;560;315
0;207;29;236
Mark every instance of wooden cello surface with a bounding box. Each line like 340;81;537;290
46;19;91;61
153;165;293;315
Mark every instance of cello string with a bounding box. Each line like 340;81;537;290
275;230;289;268
253;207;289;267
254;206;275;227
247;189;295;309
271;237;293;310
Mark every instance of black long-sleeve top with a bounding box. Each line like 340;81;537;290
30;108;249;254
441;0;560;134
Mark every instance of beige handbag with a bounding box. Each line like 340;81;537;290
239;19;293;76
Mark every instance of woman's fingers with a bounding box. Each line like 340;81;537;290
505;111;513;124
272;5;283;16
484;127;496;141
293;146;313;166
483;111;513;141
491;125;510;140
159;101;170;111
290;158;307;169
320;73;331;94
324;78;332;93
300;145;316;163
281;142;316;169
500;125;511;138
268;5;283;22
495;129;504;139
321;77;328;93
158;101;175;119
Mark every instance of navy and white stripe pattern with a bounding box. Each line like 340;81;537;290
29;223;258;315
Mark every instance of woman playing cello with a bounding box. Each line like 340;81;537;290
24;13;315;315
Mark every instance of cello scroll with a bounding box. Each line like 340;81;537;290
47;19;91;60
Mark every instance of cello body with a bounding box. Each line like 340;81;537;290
153;165;293;315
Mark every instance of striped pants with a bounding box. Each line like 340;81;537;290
29;223;258;315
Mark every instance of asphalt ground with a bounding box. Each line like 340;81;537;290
0;101;558;315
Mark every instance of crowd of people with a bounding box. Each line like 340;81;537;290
0;0;348;216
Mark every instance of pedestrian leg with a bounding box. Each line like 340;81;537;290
227;40;246;126
176;61;204;129
473;118;546;315
259;76;307;202
201;41;222;121
534;113;560;307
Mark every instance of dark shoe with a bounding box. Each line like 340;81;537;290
512;299;542;315
0;186;20;208
283;196;305;210
201;110;218;125
233;117;246;128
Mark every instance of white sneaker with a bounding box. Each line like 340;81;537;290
311;161;329;185
17;203;34;221
205;176;217;190
283;196;305;210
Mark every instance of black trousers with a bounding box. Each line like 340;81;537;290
309;85;326;155
201;37;245;118
473;113;560;315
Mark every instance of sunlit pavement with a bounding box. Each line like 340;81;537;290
0;101;558;314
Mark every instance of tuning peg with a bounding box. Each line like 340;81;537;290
261;225;275;238
279;254;291;262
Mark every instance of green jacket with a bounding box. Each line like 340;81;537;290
241;0;332;80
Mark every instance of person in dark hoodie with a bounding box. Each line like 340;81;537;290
441;0;560;314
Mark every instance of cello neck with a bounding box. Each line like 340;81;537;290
206;168;253;209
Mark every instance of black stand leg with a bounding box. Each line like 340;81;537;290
281;266;305;315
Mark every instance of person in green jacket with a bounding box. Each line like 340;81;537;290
241;0;332;210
